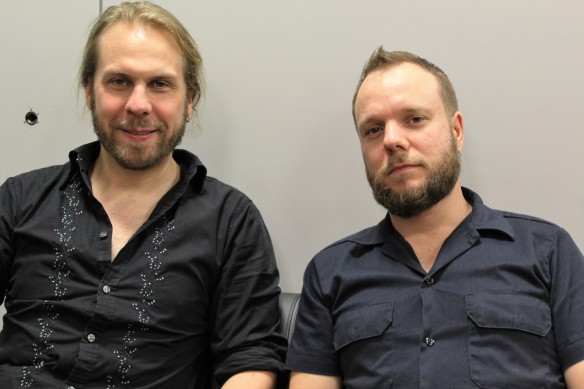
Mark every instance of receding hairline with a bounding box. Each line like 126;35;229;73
351;48;459;127
79;1;204;110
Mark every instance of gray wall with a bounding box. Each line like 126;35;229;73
1;1;583;305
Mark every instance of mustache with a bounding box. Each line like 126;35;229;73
111;118;166;131
373;154;430;178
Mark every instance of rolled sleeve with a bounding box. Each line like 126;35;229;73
210;200;286;385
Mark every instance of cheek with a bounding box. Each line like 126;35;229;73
93;92;126;118
154;99;186;122
361;144;385;171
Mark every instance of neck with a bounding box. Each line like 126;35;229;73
90;147;180;195
390;183;471;240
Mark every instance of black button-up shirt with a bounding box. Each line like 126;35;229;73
0;142;286;388
286;188;584;388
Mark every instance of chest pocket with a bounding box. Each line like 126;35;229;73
466;293;552;389
333;302;393;389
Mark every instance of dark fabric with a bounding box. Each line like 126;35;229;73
0;142;286;388
285;188;584;389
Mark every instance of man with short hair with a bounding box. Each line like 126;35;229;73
0;2;285;388
285;47;584;388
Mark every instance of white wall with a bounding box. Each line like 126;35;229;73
125;0;584;293
0;0;98;326
2;1;583;303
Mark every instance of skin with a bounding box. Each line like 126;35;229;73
289;372;341;389
222;371;276;389
86;21;191;259
355;63;464;209
86;22;192;173
565;359;584;389
355;63;469;272
86;21;276;388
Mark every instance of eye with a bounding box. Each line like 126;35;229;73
409;116;425;124
150;80;170;89
109;78;128;88
364;126;383;138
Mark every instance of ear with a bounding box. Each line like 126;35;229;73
451;111;464;152
85;82;93;109
186;91;194;118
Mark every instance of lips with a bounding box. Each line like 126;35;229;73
389;163;417;175
123;128;157;135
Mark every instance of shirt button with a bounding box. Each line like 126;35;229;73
103;285;111;294
425;337;435;347
99;231;108;239
87;333;96;343
424;277;434;285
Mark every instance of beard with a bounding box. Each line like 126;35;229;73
366;134;460;218
90;95;187;171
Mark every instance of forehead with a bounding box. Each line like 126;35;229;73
357;63;441;107
96;21;184;75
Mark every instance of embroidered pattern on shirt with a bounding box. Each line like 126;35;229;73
20;177;83;388
107;216;173;388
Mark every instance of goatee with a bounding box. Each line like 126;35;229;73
367;135;460;218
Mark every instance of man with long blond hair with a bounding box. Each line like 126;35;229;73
0;2;285;388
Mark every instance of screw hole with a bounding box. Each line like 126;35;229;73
25;110;39;126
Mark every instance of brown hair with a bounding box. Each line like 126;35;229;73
79;1;203;110
352;47;458;123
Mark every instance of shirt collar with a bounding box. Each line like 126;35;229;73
67;141;208;193
345;186;515;247
462;187;515;241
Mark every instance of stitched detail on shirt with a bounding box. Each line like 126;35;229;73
20;177;83;387
107;214;174;388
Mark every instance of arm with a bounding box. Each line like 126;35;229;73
0;179;17;302
549;229;584;387
285;261;343;380
222;371;276;389
290;372;341;389
211;199;286;385
565;360;584;389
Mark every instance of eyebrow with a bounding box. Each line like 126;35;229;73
101;71;180;81
400;106;431;114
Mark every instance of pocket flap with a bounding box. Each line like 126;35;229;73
333;302;393;350
466;293;551;336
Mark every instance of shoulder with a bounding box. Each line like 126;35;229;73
1;163;71;196
174;148;254;210
199;176;254;211
481;206;579;257
498;209;567;239
466;188;568;244
309;220;387;268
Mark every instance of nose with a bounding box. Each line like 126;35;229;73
125;85;152;117
383;121;409;153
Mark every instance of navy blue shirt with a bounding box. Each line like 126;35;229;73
286;188;584;388
0;142;286;388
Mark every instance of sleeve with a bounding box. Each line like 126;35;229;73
549;227;584;370
284;259;341;376
0;178;18;305
210;199;287;385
